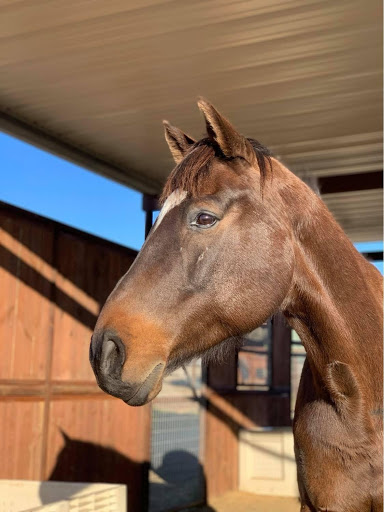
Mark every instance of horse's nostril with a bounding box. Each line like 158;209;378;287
102;337;125;376
100;339;119;374
90;330;126;377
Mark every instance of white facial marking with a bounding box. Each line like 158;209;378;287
153;189;187;232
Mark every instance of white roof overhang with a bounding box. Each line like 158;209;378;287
0;0;382;241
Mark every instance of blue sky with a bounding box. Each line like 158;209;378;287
0;131;382;273
0;131;146;250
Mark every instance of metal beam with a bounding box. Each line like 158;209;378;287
318;171;382;194
362;251;383;261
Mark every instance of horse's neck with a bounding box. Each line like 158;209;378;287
281;183;383;407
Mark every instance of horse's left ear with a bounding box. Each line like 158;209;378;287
163;121;196;164
197;97;254;162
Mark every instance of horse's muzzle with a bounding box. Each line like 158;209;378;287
89;329;164;405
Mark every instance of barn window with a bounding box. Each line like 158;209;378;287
236;320;272;389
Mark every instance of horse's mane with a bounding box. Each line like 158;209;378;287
160;137;272;205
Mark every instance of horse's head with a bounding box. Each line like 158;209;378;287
90;99;295;405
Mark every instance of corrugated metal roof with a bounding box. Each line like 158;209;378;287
0;0;382;241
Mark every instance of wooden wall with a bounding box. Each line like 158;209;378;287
0;201;151;512
204;315;292;499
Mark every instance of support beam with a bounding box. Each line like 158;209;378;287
318;171;382;194
142;194;160;238
362;251;383;261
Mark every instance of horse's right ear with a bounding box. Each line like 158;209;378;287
197;97;254;163
163;121;196;164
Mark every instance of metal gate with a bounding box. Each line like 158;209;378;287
149;359;205;512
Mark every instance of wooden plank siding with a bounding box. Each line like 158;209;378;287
0;201;150;512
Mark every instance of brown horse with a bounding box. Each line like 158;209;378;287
90;99;383;511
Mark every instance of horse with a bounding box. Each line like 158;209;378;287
90;99;383;511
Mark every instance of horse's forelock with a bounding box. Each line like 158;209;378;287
160;139;215;205
160;137;272;205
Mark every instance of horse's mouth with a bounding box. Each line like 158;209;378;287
122;363;164;406
94;360;165;406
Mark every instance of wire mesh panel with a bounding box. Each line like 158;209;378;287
149;360;205;512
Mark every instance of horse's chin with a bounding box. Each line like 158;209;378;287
123;336;244;406
118;362;165;406
123;373;164;406
164;335;244;376
123;384;162;406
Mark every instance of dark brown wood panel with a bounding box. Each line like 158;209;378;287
271;314;291;392
206;350;237;390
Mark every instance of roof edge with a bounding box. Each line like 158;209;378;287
0;110;162;195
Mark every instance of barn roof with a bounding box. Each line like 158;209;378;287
0;0;382;241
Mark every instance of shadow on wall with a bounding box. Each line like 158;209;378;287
40;430;149;512
150;450;216;512
40;431;216;512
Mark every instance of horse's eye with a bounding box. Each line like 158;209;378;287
195;213;217;227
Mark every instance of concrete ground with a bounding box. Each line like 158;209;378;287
185;491;300;512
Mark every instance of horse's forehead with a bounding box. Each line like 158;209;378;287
154;189;187;231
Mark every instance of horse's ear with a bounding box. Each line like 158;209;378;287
163;121;196;164
59;428;71;443
197;97;253;161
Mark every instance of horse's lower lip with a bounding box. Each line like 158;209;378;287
123;383;161;406
122;362;164;406
94;362;165;405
